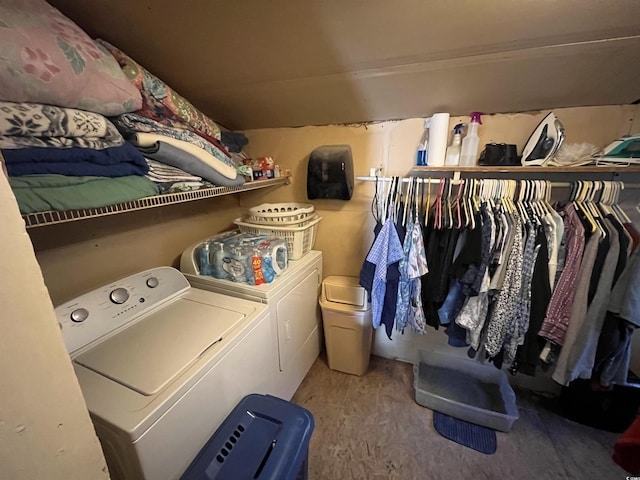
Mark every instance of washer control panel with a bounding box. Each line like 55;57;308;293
56;267;190;355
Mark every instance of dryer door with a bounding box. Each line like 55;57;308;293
275;268;320;372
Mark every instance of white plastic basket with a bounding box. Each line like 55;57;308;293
246;202;315;225
234;215;322;260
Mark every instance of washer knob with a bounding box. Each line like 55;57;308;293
109;287;129;304
70;308;89;323
146;277;159;288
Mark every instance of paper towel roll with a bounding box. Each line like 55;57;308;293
427;113;450;167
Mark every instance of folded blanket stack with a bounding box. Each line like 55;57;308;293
99;40;247;188
0;0;248;216
113;113;244;188
0;101;159;214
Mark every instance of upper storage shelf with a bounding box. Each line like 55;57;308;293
409;166;640;174
22;176;290;228
408;165;640;181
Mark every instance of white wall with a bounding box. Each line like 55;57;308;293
0;171;109;479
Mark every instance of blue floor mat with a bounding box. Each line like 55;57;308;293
433;411;497;454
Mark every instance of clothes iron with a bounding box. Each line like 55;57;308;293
601;135;640;161
521;112;565;166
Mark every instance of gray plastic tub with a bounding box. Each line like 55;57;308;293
414;349;519;432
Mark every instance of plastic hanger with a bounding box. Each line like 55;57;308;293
454;179;463;229
413;178;421;225
384;176;397;223
424;178;432;227
419;178;425;224
602;181;622;223
462;179;474;229
585;181;607;238
515;180;528;223
402;177;411;227
413;177;419;222
458;179;468;228
486;179;496;211
574;180;598;234
613;181;632;223
444;178;453;229
530;180;543;219
467;179;475;228
434;178;444;230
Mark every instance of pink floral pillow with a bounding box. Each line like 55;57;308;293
0;0;141;116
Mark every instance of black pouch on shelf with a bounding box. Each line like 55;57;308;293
478;143;520;166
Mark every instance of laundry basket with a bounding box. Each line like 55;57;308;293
234;215;321;260
246;202;315;225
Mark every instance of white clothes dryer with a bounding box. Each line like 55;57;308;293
56;267;273;480
180;247;323;400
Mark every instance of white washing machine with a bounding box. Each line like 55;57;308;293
180;246;323;400
55;267;273;480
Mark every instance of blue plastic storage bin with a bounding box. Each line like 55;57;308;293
181;394;314;480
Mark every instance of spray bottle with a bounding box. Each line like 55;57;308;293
459;112;483;166
445;123;464;166
416;118;430;166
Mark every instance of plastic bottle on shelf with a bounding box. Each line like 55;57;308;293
445;123;465;166
459;112;483;167
416;118;430;166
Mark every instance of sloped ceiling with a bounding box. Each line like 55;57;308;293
49;0;640;130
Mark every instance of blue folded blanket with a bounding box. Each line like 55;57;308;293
2;141;148;177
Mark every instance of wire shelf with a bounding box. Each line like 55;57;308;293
22;175;290;228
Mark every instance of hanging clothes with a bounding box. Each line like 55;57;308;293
513;225;551;375
552;219;619;385
545;208;564;289
614;246;640;326
439;207;485;346
590;245;640;386
420;223;460;329
538;203;586;345
549;221;602;356
489;208;515;293
456;203;497;350
503;219;540;364
592;313;634;388
397;219;429;333
394;182;414;334
363;210;404;335
609;214;631;286
483;212;524;358
587;221;611;305
380;209;406;339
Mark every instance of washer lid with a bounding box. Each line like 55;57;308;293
74;298;245;396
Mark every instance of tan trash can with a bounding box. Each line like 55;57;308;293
319;276;372;376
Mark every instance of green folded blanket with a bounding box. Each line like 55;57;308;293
10;174;160;214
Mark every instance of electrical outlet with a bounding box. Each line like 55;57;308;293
369;166;383;177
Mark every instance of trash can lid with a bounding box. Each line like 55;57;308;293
321;276;368;310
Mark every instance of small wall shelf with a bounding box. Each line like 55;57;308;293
22;175;291;228
409;165;640;173
357;165;640;188
408;165;640;181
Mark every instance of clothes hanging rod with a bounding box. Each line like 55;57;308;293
355;176;640;189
